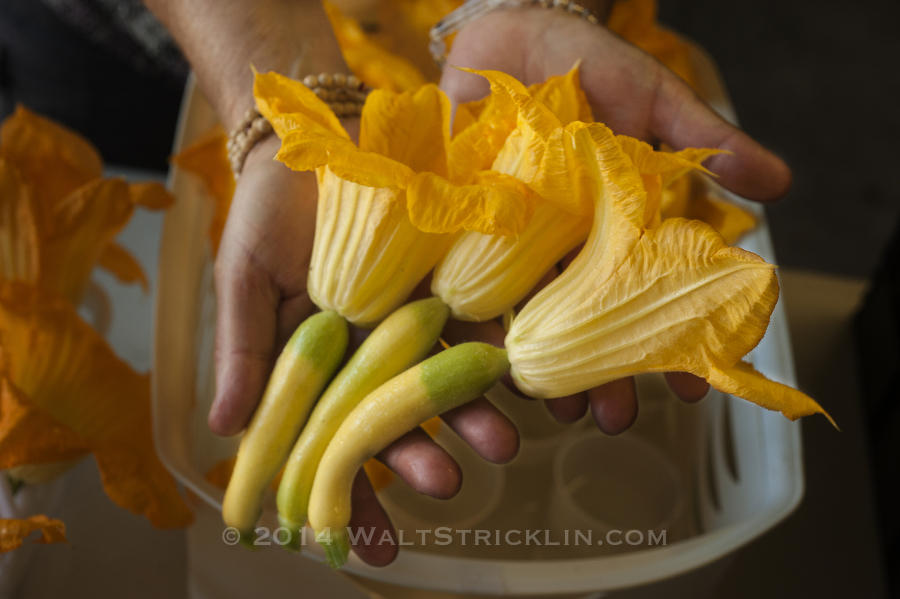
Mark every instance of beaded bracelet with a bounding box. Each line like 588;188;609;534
227;72;369;176
429;0;602;66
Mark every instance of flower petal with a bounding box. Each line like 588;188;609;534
530;63;593;125
461;68;561;140
127;181;174;211
0;106;102;229
0;159;40;284
253;69;349;140
40;179;135;302
0;283;193;528
407;171;536;236
0;375;89;472
277;132;414;189
359;85;451;176
508;217;833;425
97;242;149;292
706;360;837;426
171;127;235;254
661;173;757;244
0;515;67;552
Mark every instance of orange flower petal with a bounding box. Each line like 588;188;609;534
0;159;40;284
529;63;593;125
0;375;89;471
0;515;67;552
0;106;102;231
97;242;149;292
40;179;135;302
127;181;174;211
171;127;235;254
0;283;193;528
253;69;348;141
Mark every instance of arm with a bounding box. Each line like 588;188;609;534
144;0;518;566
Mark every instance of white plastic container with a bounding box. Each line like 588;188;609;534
153;46;807;597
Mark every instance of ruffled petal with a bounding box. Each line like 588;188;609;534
0;283;193;528
407;171;536;236
97;242;149;292
530;63;593;125
359;85;451;176
0;515;67;552
277;132;415;189
253;69;349;141
461;68;561;140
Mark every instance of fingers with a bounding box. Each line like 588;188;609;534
545;394;588;423
210;252;279;436
664;371;709;403
377;429;461;499
442;397;519;463
348;470;398;567
588;377;638;435
650;68;792;202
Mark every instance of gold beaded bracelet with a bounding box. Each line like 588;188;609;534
429;0;602;66
227;72;370;176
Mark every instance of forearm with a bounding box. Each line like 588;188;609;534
144;0;347;129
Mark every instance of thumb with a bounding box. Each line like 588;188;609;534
650;69;792;202
209;251;279;436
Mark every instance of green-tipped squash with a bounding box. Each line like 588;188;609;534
222;311;348;538
276;297;450;549
307;342;510;568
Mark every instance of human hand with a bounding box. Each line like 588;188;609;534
440;6;792;432
208;132;517;566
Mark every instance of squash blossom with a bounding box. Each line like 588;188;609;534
254;69;535;326
432;67;718;322
0;108;191;550
505;122;834;426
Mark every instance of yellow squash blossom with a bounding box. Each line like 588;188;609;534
432;67;716;322
170;126;235;255
505;123;834;425
0;282;193;527
0;515;66;552
254;70;535;325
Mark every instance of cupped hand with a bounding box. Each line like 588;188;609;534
440;7;792;432
208;134;517;566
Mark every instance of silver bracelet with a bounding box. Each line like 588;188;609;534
429;0;601;66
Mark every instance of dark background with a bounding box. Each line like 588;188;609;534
660;0;900;279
